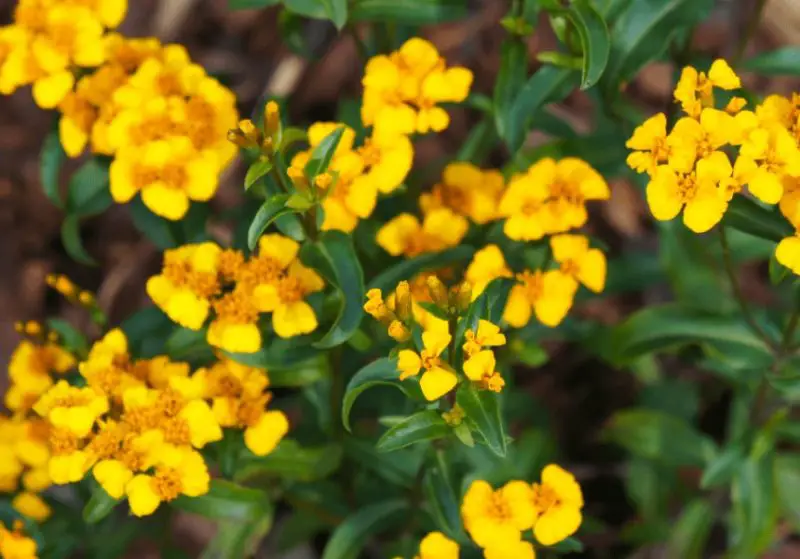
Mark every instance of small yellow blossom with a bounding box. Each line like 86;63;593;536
504;270;577;329
461;480;537;549
12;491;50;522
463;350;505;392
207;288;262;353
463;320;506;358
33;381;108;438
625;113;670;176
420;163;506;224
776;234;800;275
465;245;513;300
531;464;584;546
667;109;735;173
377;209;468;258
414;531;459;559
397;330;457;401
483;540;536;559
738;126;800;204
550;234;606;293
780;176;800;226
0;520;38;559
674;59;741;118
6;340;74;412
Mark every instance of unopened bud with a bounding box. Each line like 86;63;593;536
452;281;472;312
25;321;42;336
387;320;410;343
78;291;95;306
314;172;334;190
426;275;449;307
287;167;309;192
264;101;281;138
394;281;412;321
227;128;250;148
442;404;465;426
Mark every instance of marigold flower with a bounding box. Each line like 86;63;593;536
504;270;577;329
550;234;606;293
465;245;513;300
531;464;584;545
461;480;537;549
626;113;670;176
674;59;741;118
483;539;536;559
6;340;74;412
33;381;108;438
0;520;38;559
12;491;50;522
738;126;800;204
252;261;325;339
463;350;505;392
397;330;457;401
463;320;506;358
776;234;800;275
377;209;468;258
207;288;262;353
420;163;506;224
413;531;459;559
357;130;414;195
667;109;735;173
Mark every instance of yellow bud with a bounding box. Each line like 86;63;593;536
442;404;465;426
426;276;449;307
78;291;95;306
14;321;24;333
314;172;334;190
227;128;250;148
265;101;281;138
288;167;309;192
452;281;472;312
25;321;42;336
394;281;412;321
47;331;59;343
387;320;410;342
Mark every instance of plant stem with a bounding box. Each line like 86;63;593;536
781;307;800;352
718;227;777;351
733;0;768;64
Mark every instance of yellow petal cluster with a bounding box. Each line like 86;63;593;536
362;38;473;136
0;521;38;559
0;416;53;522
147;237;325;354
461;464;583;555
420;163;506;225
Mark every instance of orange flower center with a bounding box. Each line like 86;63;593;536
532;482;561;513
162;254;220;298
212;289;259;325
152;467;182;501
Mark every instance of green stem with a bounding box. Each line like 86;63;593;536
329;346;344;438
781;306;800;352
733;0;768;64
719;227;777;351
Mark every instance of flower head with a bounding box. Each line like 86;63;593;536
674;59;741;118
531;464;584;546
461;480;537;549
397;330;457;401
550;234;606;293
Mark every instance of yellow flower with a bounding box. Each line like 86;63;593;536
0;521;38;559
397;330;457;401
34;381;108;438
776;234;800;275
646;151;730;233
461;480;537;549
147;242;224;330
463;350;505;392
550;234;606;293
667;109;735;173
720;154;759;201
126;444;209;516
483;539;536;559
91;429;165;499
625;113;670;175
780;176;800;227
531;464;584;546
377;209;468;258
465;245;513;300
110;137;219;220
0;25;32;96
504;270;577;329
78;329;146;400
244;410;289;457
463;320;506;358
47;426;89;484
12;491;50;522
674;59;741;118
362;38;472;135
420;163;506;224
207;288;262;353
6;340;74;412
738;126;800;204
414;531;459;559
358;129;414;195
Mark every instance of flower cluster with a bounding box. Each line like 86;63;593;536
0;521;38;559
0;0;125;108
461;464;584;557
147;237;325;354
26;327;288;517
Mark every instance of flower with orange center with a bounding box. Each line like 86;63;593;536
503;270;577;329
207;287;262;354
530;464;584;546
397;329;457;401
461;479;537;550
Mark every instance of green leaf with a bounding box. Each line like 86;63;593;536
558;0;610;89
245;158;274;190
731;447;777;557
456;383;507;457
229;0;280;8
320;0;347;29
172;480;272;521
305;126;344;180
595;304;773;365
503;65;579;153
424;450;468;542
247;193;295;250
741;47;800;75
46;318;89;356
494;39;528;141
604;408;716;467
321;500;406;559
343;357;410;432
302;231;365;349
277;511;328;552
268;356;329;386
66;158;112;217
376;410;450;453
236;439;343;482
225;336;322;370
701;441;746;489
283;0;327;18
128;197;178;250
61;215;96;266
368;246;475;292
200;517;273;559
667;499;714;559
40;129;65;209
776;453;800;530
603;0;713;90
82;486;120;524
723;196;792;243
165;327;213;362
350;0;466;24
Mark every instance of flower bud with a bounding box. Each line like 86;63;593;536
387;320;411;343
394;281;412;321
426;275;449;307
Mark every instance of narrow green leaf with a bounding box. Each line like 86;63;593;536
666;499;714;558
225;336;322;370
245;158;274;190
41;129;65;209
321;500;406;559
302;231;365;349
283;0;328;18
46;318;89;356
342;357;409;432
350;0;466;24
723;196;793;243
559;0;610;89
605;408;716;467
128;197;179;249
305;126;344;179
277;511;328;552
236;440;343;482
493;39;528;140
731;447;777;557
67;158;112;217
376;410;450;453
741;47;800;75
368;246;475;292
61;215;97;266
321;0;347;29
247;193;297;250
503;66;579;153
165;327;213;362
267;356;329;386
701;442;746;489
172;480;271;521
229;0;280;8
456;383;507;457
200;516;273;559
424;450;468;542
83;486;120;524
776;453;800;530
